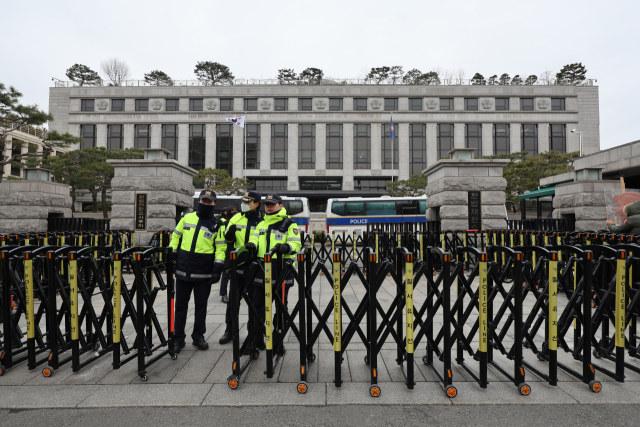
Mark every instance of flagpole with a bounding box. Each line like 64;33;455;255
243;111;247;178
391;113;394;183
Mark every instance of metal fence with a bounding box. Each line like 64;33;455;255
47;217;111;232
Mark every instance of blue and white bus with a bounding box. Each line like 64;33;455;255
326;196;427;236
193;193;311;233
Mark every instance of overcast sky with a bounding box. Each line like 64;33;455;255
2;0;637;149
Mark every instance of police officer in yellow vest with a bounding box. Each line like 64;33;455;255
244;193;301;350
169;189;226;352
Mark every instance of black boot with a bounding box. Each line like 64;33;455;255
219;330;232;345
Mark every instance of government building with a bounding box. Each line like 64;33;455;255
48;80;600;212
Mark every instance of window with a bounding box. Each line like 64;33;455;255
81;99;94;112
111;99;124;112
107;125;123;150
550;124;566;153
301;178;342;191
189;124;205;170
365;201;396;215
437;124;454;159
382;124;398;169
80;125;96;149
384;98;398;111
326;124;343;169
245;124;260;169
220;98;234;111
493;124;510;155
353;124;371;169
418;201;427;214
189;98;203;111
298;98;312;111
216;124;233;175
409;98;423;111
495;98;509;111
355;179;391;191
271;124;288;169
244;98;258;111
162;124;178;160
135;99;149;111
520;98;534;111
522;124;538;156
551;98;566;111
354;98;367;111
464;98;478;111
166;99;179;111
440;98;453;111
284;200;303;215
251;179;287;191
465;124;482;158
330;201;363;216
134;125;150;149
329;98;343;111
275;98;288;111
298;124;315;169
410;124;427;175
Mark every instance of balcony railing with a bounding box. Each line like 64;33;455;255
0;119;47;139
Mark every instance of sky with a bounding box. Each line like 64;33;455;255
2;0;637;150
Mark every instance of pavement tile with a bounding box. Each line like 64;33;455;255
326;381;451;405
0;385;100;408
557;380;640;404
202;382;326;406
451;381;578;405
78;384;212;407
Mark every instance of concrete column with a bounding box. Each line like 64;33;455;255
510;97;519;111
482;123;493;157
288;124;299;190
454;97;464;110
398;123;410;180
538;123;550;153
96;124;107;148
398;98;409;111
343;98;353;111
454;123;465;149
316;123;326;170
233;124;244;178
343;123;354;190
123;124;134;149
179;98;189;112
151;124;162;149
371;123;382;171
177;123;189;166
426;123;438;167
125;99;135;112
3;140;12;178
205;124;216;169
510;123;521;153
260;123;271;172
288;98;297;111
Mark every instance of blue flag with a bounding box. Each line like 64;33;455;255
390;116;395;140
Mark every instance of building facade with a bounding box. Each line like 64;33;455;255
48;81;600;211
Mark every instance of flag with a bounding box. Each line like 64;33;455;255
390;116;395;141
225;116;245;128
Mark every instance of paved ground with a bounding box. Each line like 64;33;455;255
2;260;640;410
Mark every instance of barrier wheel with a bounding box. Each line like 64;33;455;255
518;383;531;396
227;375;240;390
364;355;370;365
369;385;381;397
589;380;602;393
171;353;178;360
42;366;54;377
251;349;260;360
309;353;316;362
593;349;602;359
422;355;429;365
141;374;148;382
0;365;5;376
297;382;308;394
445;385;457;398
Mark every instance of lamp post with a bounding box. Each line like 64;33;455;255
571;128;583;157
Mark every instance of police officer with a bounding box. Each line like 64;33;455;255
170;189;226;352
245;194;301;350
219;205;239;303
219;190;263;344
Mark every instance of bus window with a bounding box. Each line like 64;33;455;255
396;200;418;215
418;201;427;214
285;200;303;216
331;202;346;216
215;199;240;215
346;202;365;216
366;202;396;216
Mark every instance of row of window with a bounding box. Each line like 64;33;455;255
80;97;567;112
248;177;396;192
81;123;568;172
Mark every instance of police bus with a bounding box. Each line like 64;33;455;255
326;196;427;236
192;193;311;232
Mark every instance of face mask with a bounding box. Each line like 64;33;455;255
241;202;251;212
197;203;215;219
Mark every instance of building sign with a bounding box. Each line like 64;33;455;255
135;193;148;231
468;191;482;231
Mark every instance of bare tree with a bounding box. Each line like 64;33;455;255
539;68;554;85
441;69;454;85
101;58;130;86
455;69;466;84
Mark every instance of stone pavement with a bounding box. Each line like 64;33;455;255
2;268;640;409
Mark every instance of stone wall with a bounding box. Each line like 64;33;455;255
552;180;621;231
0;181;72;233
108;159;195;245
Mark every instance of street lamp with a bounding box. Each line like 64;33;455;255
571;128;583;157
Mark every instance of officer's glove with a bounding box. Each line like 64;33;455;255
245;242;256;251
210;272;221;285
224;225;237;242
273;243;291;255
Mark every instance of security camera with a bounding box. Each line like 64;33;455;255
571;129;577;133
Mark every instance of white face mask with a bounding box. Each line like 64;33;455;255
241;202;251;212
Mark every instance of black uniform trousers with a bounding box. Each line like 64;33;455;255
175;278;212;344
